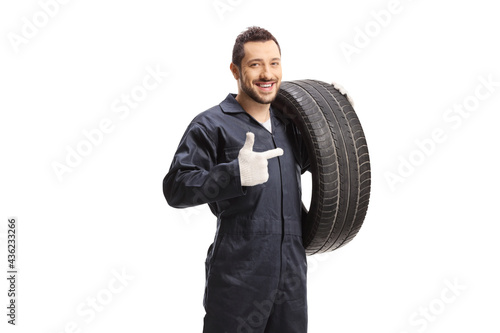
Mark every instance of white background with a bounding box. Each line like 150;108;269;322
1;0;499;332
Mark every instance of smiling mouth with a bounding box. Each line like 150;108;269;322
255;82;275;91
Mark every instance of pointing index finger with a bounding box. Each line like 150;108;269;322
261;147;284;160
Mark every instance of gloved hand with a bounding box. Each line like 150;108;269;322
332;81;355;107
238;132;283;186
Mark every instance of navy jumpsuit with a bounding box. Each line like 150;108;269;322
163;93;310;333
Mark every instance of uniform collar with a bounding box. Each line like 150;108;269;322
220;93;284;129
220;94;246;114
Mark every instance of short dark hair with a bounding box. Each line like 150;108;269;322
232;26;281;69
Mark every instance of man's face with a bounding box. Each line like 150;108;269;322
234;40;282;105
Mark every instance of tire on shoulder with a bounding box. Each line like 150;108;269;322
272;79;371;255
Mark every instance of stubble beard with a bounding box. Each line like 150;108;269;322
240;76;280;105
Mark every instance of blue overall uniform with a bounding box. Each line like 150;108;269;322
163;94;309;332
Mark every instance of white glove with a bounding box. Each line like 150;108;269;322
332;81;355;107
238;132;283;187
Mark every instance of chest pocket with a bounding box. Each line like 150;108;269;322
222;147;240;163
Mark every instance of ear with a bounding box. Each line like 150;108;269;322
230;63;240;80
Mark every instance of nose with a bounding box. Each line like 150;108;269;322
260;64;272;80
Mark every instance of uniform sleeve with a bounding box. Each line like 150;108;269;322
163;123;245;208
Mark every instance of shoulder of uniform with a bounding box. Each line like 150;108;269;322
191;104;224;129
180;104;224;148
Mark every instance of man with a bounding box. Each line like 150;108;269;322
163;26;309;333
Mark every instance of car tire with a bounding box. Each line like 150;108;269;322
272;79;371;255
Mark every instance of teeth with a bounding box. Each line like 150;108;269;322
259;84;272;88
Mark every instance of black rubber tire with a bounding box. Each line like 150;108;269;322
272;80;371;255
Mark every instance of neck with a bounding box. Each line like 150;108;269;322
236;92;270;123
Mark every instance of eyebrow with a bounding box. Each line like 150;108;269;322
247;57;281;63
